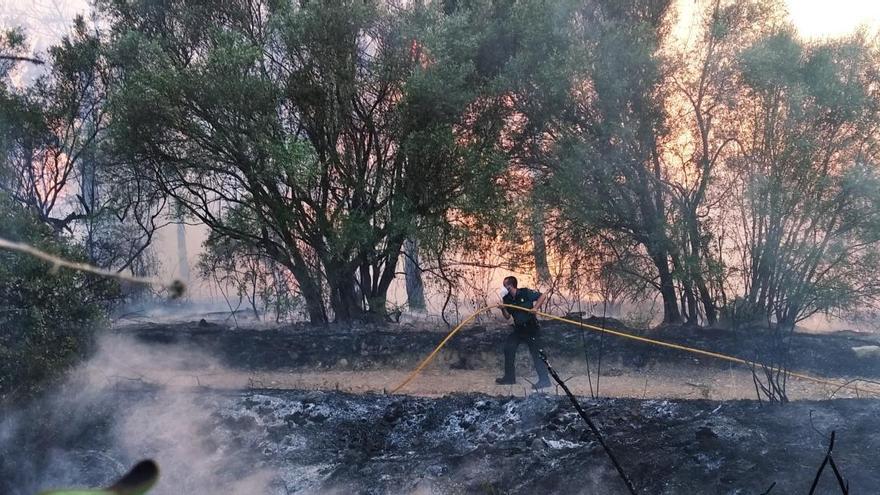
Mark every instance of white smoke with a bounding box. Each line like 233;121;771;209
1;333;280;495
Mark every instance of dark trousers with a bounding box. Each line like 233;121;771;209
502;320;550;381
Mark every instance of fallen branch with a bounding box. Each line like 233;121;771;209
808;431;849;494
0;54;44;65
0;236;184;297
531;337;638;495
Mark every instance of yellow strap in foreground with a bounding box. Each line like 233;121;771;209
391;304;880;397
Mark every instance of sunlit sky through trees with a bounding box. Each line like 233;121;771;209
4;0;880;49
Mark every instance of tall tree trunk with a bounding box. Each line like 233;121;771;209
640;153;681;325
329;266;363;321
363;239;406;317
175;203;190;285
698;283;716;325
404;238;426;310
530;205;552;284
284;259;327;324
302;284;327;323
671;249;698;324
81;153;98;263
272;263;288;322
685;208;717;325
651;250;682;324
686;286;698;323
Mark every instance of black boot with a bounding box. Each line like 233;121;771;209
495;376;516;385
534;377;551;389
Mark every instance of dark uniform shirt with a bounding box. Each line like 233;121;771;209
502;287;542;328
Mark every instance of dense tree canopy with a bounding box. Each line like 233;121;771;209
2;0;880;330
103;0;511;322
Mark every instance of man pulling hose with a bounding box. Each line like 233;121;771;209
496;276;552;389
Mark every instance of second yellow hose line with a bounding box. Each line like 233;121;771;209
391;304;880;396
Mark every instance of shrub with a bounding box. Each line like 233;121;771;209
0;193;115;401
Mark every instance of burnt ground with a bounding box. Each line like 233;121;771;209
3;386;880;494
3;318;880;494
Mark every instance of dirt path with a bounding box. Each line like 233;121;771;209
82;328;880;401
83;356;877;400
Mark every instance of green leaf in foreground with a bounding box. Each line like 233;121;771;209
39;459;158;495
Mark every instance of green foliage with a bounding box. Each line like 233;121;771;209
40;459;158;495
733;27;880;324
541;0;684;322
103;0;511;321
4;0;878;333
0;27;28;79
0;193;112;401
0;27;119;400
738;29;803;92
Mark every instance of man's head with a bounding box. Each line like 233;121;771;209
503;276;518;297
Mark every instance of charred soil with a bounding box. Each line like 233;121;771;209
3;318;880;494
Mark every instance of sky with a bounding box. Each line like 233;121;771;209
785;0;880;39
1;0;90;51
671;0;880;48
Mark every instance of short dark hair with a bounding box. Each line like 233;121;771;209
503;276;518;288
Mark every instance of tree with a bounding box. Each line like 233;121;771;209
0;33;114;400
527;0;683;323
0;20;165;280
403;237;426;311
104;0;508;323
731;29;880;326
198;234;301;322
1;18;108;233
662;0;784;324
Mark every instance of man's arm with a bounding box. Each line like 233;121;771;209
534;291;547;312
501;304;511;319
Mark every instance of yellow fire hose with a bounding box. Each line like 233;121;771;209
391;304;880;397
